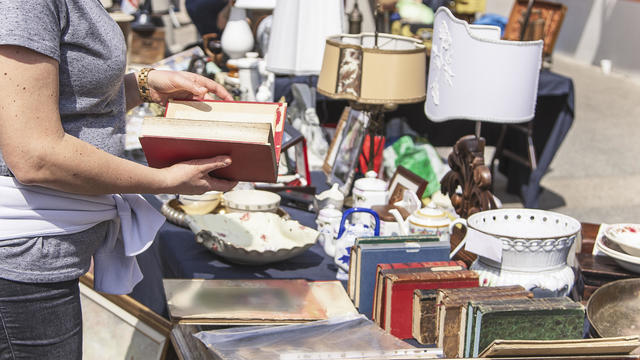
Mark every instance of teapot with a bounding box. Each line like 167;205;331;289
389;203;453;241
372;189;422;236
333;208;380;280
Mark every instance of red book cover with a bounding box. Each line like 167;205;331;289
384;270;479;339
140;136;277;183
141;99;287;183
372;261;465;323
372;261;466;324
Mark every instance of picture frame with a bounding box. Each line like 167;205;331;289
387;165;428;204
322;106;351;177
326;108;369;195
79;274;172;360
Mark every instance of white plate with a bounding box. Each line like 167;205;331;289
186;212;318;265
604;224;640;257
596;236;640;274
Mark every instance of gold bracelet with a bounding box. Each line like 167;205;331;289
136;67;155;103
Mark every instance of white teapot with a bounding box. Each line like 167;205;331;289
389;203;453;241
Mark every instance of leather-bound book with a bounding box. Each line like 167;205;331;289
411;289;439;345
435;285;532;357
465;297;585;357
380;268;479;339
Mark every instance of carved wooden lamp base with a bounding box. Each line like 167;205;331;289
441;134;498;219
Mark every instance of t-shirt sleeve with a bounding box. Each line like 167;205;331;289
0;0;63;62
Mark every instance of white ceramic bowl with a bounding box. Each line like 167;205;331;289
604;224;640;257
186;212;319;265
223;189;281;213
178;191;222;215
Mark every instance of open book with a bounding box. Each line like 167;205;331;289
139;100;287;183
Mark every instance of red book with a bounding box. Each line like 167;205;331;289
371;261;466;324
140;100;287;183
381;267;479;339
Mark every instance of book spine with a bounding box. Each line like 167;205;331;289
411;290;438;345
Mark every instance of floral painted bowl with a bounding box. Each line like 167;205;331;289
185;212;318;265
604;224;640;257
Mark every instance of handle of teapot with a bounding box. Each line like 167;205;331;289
337;207;381;239
388;208;408;236
449;218;468;259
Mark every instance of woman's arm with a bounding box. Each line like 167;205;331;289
0;45;236;195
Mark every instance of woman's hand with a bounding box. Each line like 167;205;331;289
162;155;238;195
146;70;233;104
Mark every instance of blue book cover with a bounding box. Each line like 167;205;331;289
355;241;450;319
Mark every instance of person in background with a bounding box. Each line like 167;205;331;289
0;0;236;358
186;0;231;37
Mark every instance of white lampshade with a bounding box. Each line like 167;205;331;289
266;0;344;75
425;7;543;124
234;0;276;10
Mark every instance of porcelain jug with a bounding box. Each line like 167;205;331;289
333;208;380;280
390;203;452;241
315;206;343;257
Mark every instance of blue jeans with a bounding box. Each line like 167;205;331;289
0;278;82;359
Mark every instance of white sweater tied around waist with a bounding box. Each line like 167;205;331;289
0;176;165;294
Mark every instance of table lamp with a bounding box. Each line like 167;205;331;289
317;32;427;171
266;0;344;75
424;7;543;218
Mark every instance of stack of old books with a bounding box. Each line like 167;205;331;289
412;285;533;356
370;260;479;339
346;235;451;320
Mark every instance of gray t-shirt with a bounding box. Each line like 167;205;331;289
0;0;128;282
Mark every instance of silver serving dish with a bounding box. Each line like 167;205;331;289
587;278;640;338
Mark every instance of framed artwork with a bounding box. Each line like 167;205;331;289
79;275;171;360
387;165;428;203
326;108;369;194
323;106;351;176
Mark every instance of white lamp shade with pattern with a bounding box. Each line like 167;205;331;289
266;0;344;75
425;7;543;124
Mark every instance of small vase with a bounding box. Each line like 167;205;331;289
220;7;255;59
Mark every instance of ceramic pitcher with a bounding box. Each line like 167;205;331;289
333;208;380;280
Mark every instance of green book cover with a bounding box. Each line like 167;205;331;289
470;297;585;357
464;297;538;357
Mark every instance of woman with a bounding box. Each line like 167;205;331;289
0;1;236;358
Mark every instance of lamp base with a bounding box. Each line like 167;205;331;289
441;135;498;219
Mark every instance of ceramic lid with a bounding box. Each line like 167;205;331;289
318;206;343;220
409;204;452;227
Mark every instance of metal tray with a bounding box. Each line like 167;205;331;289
587;278;640;338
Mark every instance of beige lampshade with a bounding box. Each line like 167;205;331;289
317;33;427;105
